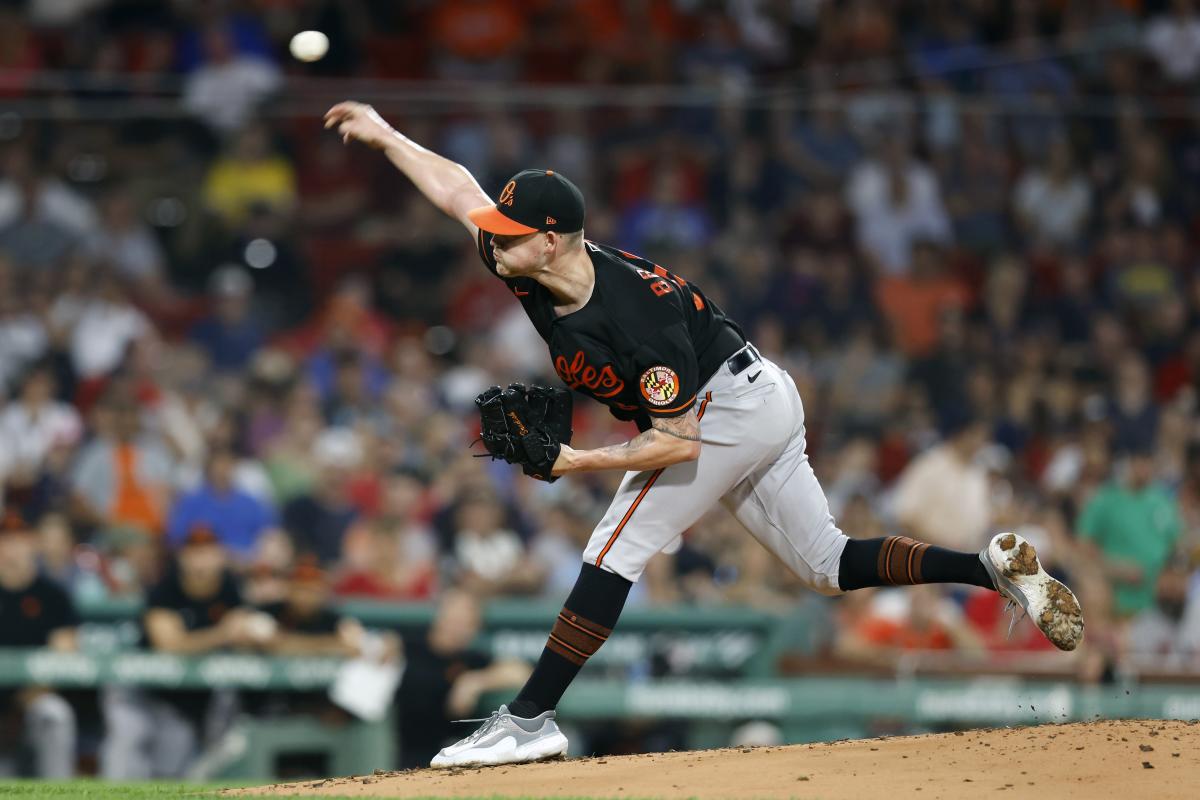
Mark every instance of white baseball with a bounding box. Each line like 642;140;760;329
289;30;329;63
245;612;279;642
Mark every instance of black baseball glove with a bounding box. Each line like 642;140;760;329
475;383;573;482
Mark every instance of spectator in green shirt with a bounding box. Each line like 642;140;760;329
1077;443;1181;618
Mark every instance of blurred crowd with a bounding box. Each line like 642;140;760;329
2;0;1200;775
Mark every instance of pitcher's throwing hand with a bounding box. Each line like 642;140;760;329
324;101;395;149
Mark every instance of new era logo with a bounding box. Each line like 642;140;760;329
546;216;556;225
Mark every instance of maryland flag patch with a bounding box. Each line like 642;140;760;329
639;365;680;407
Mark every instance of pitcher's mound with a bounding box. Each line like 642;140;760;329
229;719;1199;799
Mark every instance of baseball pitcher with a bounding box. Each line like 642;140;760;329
324;102;1084;768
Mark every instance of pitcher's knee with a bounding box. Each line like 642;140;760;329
786;528;849;596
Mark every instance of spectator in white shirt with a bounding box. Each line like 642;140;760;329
182;26;282;135
0;255;48;390
1144;0;1200;84
0;150;98;237
846;137;952;275
0;363;82;481
1013;138;1092;249
890;410;992;552
58;272;150;380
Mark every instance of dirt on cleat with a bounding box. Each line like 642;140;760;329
1040;579;1084;650
1048;580;1082;616
1009;543;1040;576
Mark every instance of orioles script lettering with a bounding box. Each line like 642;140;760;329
554;351;624;397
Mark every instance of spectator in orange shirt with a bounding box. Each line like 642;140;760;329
875;241;970;357
69;397;172;537
429;0;527;79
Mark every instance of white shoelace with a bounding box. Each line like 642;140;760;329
1002;597;1027;638
452;711;502;744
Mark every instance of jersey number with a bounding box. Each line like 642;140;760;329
634;264;704;309
635;267;674;296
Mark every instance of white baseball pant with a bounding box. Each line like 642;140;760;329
582;347;849;594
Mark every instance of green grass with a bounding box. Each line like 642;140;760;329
0;782;243;798
0;784;670;800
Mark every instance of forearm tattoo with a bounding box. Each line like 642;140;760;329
592;430;654;460
577;411;701;470
651;411;700;442
585;411;700;464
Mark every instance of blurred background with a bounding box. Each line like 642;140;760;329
0;0;1199;783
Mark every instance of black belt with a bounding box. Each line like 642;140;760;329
726;343;761;375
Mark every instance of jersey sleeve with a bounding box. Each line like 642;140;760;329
631;323;700;418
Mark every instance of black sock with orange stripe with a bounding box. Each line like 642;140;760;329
511;563;632;718
837;536;994;591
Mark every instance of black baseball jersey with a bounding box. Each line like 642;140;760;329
0;574;79;647
143;567;243;638
143;566;244;721
477;231;745;430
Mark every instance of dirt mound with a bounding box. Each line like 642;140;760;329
230;719;1200;799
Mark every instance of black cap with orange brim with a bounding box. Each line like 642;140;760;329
287;553;326;584
468;169;585;236
182;524;222;548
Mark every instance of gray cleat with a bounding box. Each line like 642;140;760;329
430;704;568;768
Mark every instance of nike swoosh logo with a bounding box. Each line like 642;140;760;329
747;371;761;383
